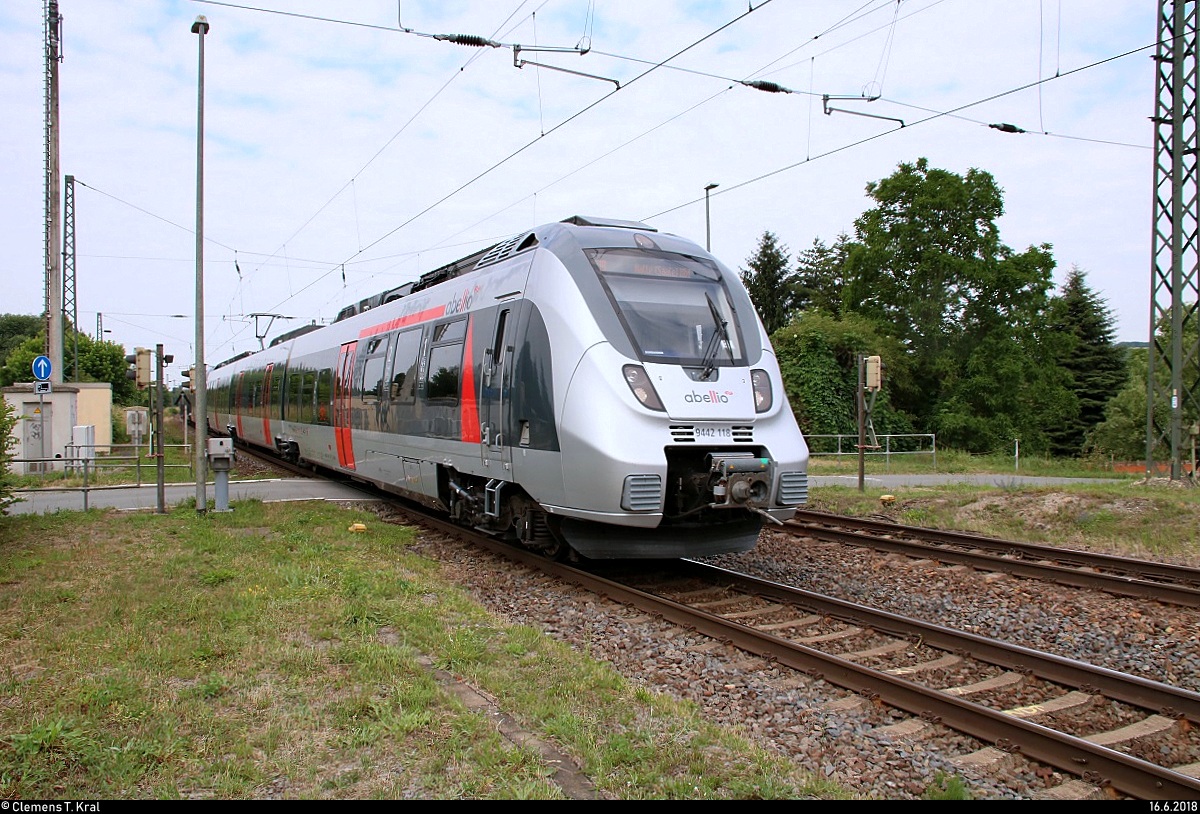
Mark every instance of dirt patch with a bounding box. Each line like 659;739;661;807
957;492;1092;529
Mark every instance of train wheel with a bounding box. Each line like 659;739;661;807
514;504;568;560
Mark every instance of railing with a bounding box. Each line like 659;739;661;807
11;443;194;484
806;433;937;470
9;456;101;511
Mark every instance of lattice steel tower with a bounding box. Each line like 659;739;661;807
1147;0;1200;479
63;174;77;380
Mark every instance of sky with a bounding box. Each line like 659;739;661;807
0;0;1159;386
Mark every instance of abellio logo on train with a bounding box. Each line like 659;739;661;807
445;285;482;316
685;389;734;404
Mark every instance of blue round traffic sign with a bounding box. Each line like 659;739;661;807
32;355;52;381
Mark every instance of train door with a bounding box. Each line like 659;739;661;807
480;307;513;469
334;341;357;470
261;362;274;446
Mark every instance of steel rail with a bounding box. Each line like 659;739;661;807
789;509;1200;608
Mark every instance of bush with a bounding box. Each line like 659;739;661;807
0;400;19;514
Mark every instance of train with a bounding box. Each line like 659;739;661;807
205;215;810;559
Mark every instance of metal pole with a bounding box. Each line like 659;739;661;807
38;392;46;475
704;183;718;251
857;354;865;492
156;343;165;513
193;15;210;514
44;0;63;386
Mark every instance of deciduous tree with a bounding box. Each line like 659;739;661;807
841;157;1071;454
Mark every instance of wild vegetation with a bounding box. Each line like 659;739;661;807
740;157;1197;464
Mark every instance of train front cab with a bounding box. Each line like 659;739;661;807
519;221;810;558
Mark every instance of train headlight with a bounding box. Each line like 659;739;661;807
623;364;665;411
751;369;773;413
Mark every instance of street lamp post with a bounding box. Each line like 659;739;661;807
704;183;719;251
192;15;210;514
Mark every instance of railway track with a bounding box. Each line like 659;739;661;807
374;502;1200;800
789;509;1200;608
604;558;1200;800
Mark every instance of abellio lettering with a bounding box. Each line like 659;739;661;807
684;389;732;404
445;285;480;316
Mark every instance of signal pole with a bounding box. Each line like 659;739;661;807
857;355;865;492
156;344;166;513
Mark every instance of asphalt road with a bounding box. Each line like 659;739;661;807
5;478;379;515
5;472;1130;517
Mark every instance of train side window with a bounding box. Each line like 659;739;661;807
271;369;284;417
358;335;390;404
426;345;461;402
315;368;333;425
286;369;303;422
432;320;466;343
389;327;423;404
425;317;466;404
300;371;316;424
491;310;509;367
250;372;263;416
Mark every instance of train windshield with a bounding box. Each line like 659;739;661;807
586;247;746;367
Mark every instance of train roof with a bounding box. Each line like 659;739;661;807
332;215;660;323
268;322;325;347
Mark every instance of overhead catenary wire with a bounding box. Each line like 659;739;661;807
209;1;1151;355
643;39;1157;223
244;0;778;339
190;0;906;355
69;2;1151;359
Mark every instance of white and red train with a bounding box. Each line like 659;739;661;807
206;216;810;559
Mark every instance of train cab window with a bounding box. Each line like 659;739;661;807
586;247;747;368
388;327;423;404
425;318;466;403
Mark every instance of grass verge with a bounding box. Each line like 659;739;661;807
807;480;1200;562
0;500;845;800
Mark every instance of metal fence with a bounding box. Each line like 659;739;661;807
11;443;194;481
806;433;937;470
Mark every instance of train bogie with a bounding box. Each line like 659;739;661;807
207;216;809;559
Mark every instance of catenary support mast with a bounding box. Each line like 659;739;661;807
1147;0;1200;480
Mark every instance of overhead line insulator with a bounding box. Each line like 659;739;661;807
741;80;791;94
435;33;501;48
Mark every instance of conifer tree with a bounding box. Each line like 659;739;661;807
740;231;794;335
1047;266;1128;456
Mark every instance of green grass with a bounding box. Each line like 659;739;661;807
807;479;1200;561
0;500;844;800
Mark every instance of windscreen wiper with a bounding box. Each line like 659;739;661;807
699;292;732;381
